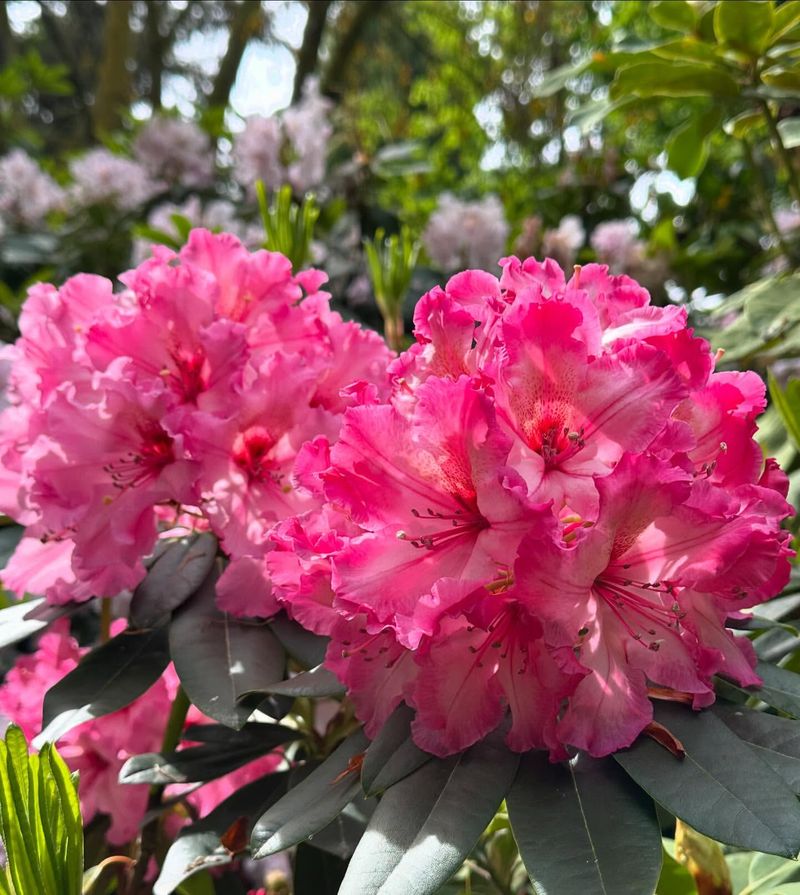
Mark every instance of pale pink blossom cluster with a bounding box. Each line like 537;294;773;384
590;218;646;273
69;148;161;212
541;214;585;268
233;79;333;195
423;194;510;272
133;116;215;188
0;229;391;613
269;257;792;759
0;621;281;844
0;149;65;228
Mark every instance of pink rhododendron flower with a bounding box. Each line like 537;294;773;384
422;194;510;272
0;149;65;228
134;116;215;189
0;229;392;611
274;255;792;759
0;621;282;842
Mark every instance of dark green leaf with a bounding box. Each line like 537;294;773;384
0;525;24;570
36;627;170;745
714;0;774;54
269;613;328;668
251;730;370;858
169;573;285;729
714;705;800;791
752;662;800;717
154;771;288;895
129;534;218;628
241;664;344;699
361;703;429;797
615;703;800;857
366;726;519;895
305;798;375;860
507;751;661;895
340;758;460;895
611;62;740;99
119;724;297;785
650;0;698;33
763;68;800;92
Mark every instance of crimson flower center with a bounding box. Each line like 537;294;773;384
526;416;586;466
104;422;175;490
232;426;278;482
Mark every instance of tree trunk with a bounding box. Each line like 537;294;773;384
92;0;133;137
0;1;14;69
208;0;263;108
145;0;164;111
321;0;387;98
292;0;332;102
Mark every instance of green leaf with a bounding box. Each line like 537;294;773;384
745;851;800;893
36;626;170;745
611;62;740;99
714;0;774;55
667;107;723;178
119;724;297;785
769;373;800;451
772;1;800;45
507;751;661;895
615;703;800;857
154;771;288;895
762;68;800;93
651;38;724;65
657;842;697;894
169;571;286;729
251;730;369;858
528;59;590;97
724;109;763;138
361;703;429;797
354;726;519;895
129;533;218;628
779;118;800;149
650;0;699;33
751;662;800;716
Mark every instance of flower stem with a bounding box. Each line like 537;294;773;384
99;597;112;643
129;686;191;891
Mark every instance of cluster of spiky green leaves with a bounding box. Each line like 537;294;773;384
0;725;83;895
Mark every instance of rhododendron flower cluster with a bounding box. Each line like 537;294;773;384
133;115;215;189
0;621;281;843
0;228;391;612
69;148;161;212
422;194;510;272
590;218;646;273
233;78;332;196
271;257;792;759
0;148;65;229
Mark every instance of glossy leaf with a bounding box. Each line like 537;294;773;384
269;612;328;668
129;533;218;628
714;0;774;54
772;1;800;44
650;0;698;33
0;598;68;650
714;705;800;791
615;703;800;857
36;626;170;746
355;725;520;895
779;118;800;150
507;751;661;895
752;662;800;717
251;730;370;858
611;62;739;99
361;703;429;797
169;572;286;728
242;664;345;699
769;373;800;451
529;59;589;97
724;110;763;139
120;724;297;785
154;771;288;895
